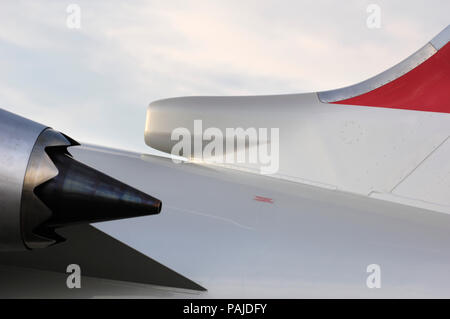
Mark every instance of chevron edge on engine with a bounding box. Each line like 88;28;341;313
0;108;162;251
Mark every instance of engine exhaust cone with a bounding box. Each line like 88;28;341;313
34;148;162;228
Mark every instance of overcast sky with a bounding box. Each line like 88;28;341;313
0;1;448;153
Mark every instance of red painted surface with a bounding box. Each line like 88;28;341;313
333;43;450;113
254;196;273;204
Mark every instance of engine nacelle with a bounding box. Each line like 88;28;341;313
0;108;161;251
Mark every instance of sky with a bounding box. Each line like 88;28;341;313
0;1;448;153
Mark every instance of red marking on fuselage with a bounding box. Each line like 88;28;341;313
333;43;450;113
254;196;274;203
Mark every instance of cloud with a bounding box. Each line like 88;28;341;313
0;0;448;152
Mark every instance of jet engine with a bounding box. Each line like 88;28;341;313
0;108;161;251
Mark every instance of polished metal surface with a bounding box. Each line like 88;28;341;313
0;108;47;251
317;43;436;102
20;127;161;249
20;129;72;249
430;24;450;50
1;108;161;251
318;25;449;103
